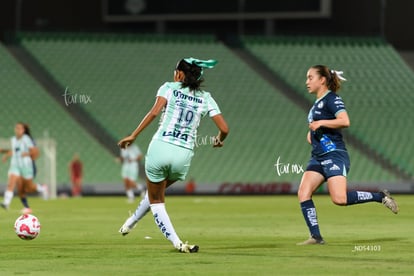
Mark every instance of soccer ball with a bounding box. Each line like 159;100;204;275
14;214;41;240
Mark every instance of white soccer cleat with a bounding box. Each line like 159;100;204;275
119;213;137;236
119;223;132;236
177;241;199;253
1;202;9;211
381;190;399;214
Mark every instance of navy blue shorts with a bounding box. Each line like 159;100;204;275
306;150;350;180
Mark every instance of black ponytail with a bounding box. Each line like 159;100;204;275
175;59;203;91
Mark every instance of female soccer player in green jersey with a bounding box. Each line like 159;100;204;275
118;58;229;253
1;123;47;214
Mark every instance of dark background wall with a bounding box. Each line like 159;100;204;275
1;0;413;49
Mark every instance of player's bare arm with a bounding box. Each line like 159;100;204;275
118;96;167;149
309;111;350;131
211;114;229;147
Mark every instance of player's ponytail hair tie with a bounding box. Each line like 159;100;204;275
184;57;218;80
184;57;218;68
330;70;347;81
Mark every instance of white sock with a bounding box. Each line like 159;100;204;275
126;189;135;201
3;190;14;206
126;191;150;228
136;183;144;193
150;203;182;249
36;184;43;192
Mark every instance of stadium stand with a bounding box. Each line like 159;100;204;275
0;42;119;187
14;33;402;185
242;36;414;180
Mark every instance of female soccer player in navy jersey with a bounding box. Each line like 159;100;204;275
297;65;398;245
118;58;228;253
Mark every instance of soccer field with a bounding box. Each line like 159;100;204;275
0;195;412;275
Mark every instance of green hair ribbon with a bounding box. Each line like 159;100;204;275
183;57;218;80
184;57;218;68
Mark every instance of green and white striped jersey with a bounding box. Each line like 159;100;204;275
152;81;221;150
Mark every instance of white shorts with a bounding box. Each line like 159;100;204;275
145;140;194;183
9;163;34;179
121;162;139;181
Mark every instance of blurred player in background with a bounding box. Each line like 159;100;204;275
297;65;398;245
1;123;47;214
116;143;143;202
118;57;228;253
69;153;83;197
0;148;18;208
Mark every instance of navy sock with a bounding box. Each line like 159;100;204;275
300;199;322;239
20;197;29;208
346;191;383;205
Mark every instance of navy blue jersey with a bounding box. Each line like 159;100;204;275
307;91;347;156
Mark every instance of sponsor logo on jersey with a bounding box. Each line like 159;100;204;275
173;90;203;103
162;130;188;141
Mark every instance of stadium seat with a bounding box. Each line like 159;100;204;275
0;42;119;186
242;35;413;181
14;33;406;184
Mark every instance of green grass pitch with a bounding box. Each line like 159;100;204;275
0;195;412;275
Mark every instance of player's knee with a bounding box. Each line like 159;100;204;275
297;189;311;202
331;195;347;206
